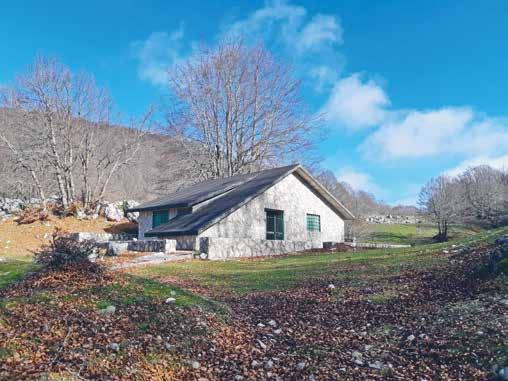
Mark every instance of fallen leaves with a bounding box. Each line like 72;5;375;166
0;243;506;380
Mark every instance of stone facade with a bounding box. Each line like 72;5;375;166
200;173;344;244
200;237;317;260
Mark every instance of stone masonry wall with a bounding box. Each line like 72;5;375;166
200;173;345;244
200;237;318;260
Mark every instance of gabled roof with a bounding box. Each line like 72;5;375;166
138;164;355;238
128;171;261;212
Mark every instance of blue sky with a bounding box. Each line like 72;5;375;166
1;0;508;205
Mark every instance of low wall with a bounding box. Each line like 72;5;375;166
70;232;134;242
127;239;177;253
347;242;411;249
199;237;321;260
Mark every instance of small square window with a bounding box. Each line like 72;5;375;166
152;210;169;228
307;214;320;232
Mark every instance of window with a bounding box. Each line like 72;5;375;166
266;209;284;240
307;214;321;232
152;210;169;228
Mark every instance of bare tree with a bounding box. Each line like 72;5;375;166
418;176;459;241
1;55;151;209
458;165;505;227
164;40;316;179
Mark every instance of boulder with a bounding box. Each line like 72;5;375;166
104;204;123;222
107;242;129;256
123;200;140;222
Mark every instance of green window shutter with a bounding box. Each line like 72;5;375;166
152;210;169;228
307;214;321;232
266;210;284;240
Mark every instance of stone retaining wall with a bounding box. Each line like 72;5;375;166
199;237;321;260
70;232;134;243
127;239;177;253
347;242;411;249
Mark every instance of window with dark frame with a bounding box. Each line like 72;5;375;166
152;210;169;228
266;209;284;240
306;214;321;232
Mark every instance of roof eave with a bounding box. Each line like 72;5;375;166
144;229;199;237
295;167;355;220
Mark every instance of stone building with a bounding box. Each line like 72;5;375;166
128;164;354;260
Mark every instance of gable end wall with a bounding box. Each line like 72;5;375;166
200;173;345;243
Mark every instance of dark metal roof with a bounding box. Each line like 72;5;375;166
129;171;262;212
144;164;300;237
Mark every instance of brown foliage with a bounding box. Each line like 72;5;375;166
35;229;100;271
15;207;49;225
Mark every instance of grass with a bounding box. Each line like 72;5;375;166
92;275;224;313
130;227;505;294
0;226;504;298
0;260;38;289
364;223;478;245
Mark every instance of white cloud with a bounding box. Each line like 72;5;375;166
309;65;339;92
226;0;306;45
226;1;342;55
320;73;390;129
336;168;382;195
361;107;508;160
444;154;508;177
131;25;185;86
298;14;343;53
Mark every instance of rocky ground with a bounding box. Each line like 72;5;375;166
0;235;507;380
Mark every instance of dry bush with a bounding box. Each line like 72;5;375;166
36;230;100;270
15;207;49;225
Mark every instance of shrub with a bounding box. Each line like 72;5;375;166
36;230;100;270
15;207;49;225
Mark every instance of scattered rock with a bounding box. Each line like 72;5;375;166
296;362;306;370
327;283;336;290
165;297;176;304
352;351;362;359
274;328;282;334
257;339;267;350
267;319;277;327
108;343;120;352
191;361;200;369
369;360;384;370
251;360;260;368
257;322;265;328
264;360;273;370
406;334;415;342
99;305;116;315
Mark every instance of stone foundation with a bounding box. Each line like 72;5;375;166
199;237;321;260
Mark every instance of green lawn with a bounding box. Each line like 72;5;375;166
130;227;504;294
0;260;37;289
0;227;502;296
364;223;478;245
